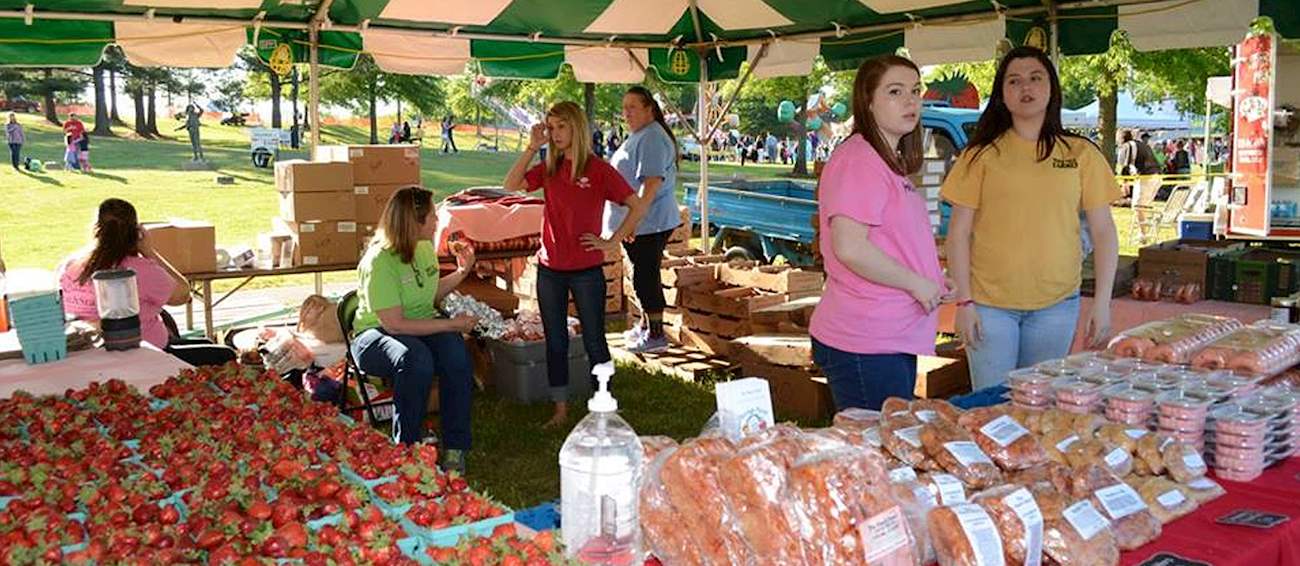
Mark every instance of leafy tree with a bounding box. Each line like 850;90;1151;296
0;69;89;125
241;50;285;128
320;55;447;144
723;58;836;175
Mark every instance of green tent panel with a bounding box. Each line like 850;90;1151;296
0;17;111;66
1260;0;1300;38
1005;16;1052;51
470;40;564;79
819;31;905;72
249;28;362;70
1057;5;1118;56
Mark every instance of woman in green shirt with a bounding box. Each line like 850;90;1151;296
351;187;478;471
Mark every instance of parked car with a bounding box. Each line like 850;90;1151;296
0;98;40;113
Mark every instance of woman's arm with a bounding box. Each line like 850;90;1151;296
640;176;663;199
1084;204;1119;346
503;124;546;192
375;307;476;335
139;228;192;306
434;242;476;303
608;191;649;243
830;216;940;311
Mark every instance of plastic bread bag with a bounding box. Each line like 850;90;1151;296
918;472;969;506
1135;432;1169;476
926;502;1007;566
1189;321;1300;376
640;436;679;462
1161;441;1208;483
1097;423;1150;454
784;447;917;566
972;484;1045;566
911;398;963;424
1181;476;1227;504
639;446;711;566
883;397;913;419
833;407;883;431
882;411;934;469
1030;482;1120;566
1006;462;1071;489
1134;477;1198;524
1041;429;1083;465
658;437;755;565
891;480;940;565
1006;405;1046;435
957;406;1048;471
1107;313;1242;364
920;419;1005;490
717;431;809;564
1071;465;1162;551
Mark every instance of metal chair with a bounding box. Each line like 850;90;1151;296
336;290;395;427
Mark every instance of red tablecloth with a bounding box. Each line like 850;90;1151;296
1120;457;1300;566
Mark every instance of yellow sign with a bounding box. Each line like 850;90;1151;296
269;43;294;77
669;50;692;77
1025;27;1048;51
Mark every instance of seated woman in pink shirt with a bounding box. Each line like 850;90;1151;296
58;198;235;366
809;55;948;411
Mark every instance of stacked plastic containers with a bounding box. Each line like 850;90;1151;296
1155;389;1216;452
7;289;67;365
1103;383;1156;425
1204;404;1271;482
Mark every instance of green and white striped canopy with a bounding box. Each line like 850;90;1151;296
0;0;1296;82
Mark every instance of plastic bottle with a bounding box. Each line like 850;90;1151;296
559;362;645;565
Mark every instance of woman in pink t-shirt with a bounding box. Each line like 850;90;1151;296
58;198;235;366
809;55;947;411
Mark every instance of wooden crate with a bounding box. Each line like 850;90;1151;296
750;296;820;333
607;333;739;383
730;334;814;368
662;308;750;339
663;325;733;356
718;264;824;294
737;356;833;421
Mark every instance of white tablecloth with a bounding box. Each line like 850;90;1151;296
0;343;190;398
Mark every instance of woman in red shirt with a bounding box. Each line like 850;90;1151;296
504;101;649;427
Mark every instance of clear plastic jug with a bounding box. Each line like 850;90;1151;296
92;269;141;350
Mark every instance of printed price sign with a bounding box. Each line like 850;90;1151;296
1215;509;1290;529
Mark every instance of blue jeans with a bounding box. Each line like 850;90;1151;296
350;328;473;449
537;265;612;402
967;294;1081;390
811;338;917;411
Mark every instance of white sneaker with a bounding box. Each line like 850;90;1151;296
622;324;646;345
626;333;669;354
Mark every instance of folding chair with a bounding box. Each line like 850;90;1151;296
336;290;395;427
1129;176;1167;247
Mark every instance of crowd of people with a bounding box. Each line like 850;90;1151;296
1116;128;1228;176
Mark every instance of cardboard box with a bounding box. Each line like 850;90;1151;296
274;218;360;266
1138;239;1246;290
274;160;353;193
314;145;421;186
142;220;217;274
279;190;356;222
914;355;971;399
742;363;833;421
353;184;403;224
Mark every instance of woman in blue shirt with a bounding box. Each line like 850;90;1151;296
607;86;682;353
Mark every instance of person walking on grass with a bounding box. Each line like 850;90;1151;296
6;113;23;170
943;46;1120;390
609;86;682;354
442;115;459;153
503;101;649;428
177;105;204;161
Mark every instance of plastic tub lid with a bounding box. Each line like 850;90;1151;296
1209;404;1271;429
1008;368;1056;387
1104;384;1156;403
1064;353;1108;370
1083;371;1130;386
1238;394;1297;418
1157;389;1216;411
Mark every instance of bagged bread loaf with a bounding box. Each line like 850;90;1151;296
1071;465;1162;551
919;472;969;506
1135;477;1198;524
717;433;808;564
640;436;679;461
891;480;940;565
921;419;1005;489
1135;433;1168;476
1029;480;1120;566
927;502;1007;566
1162;441;1208;483
958;406;1047;471
1181;476;1227;504
1006;406;1045;435
1042;430;1082;465
640;448;711;566
1097;424;1147;454
973;485;1046;566
911;398;963;424
785;448;917;566
882;412;933;469
833;407;883;431
883;397;912;418
659;437;754;565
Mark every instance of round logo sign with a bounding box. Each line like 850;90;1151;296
269;43;294;77
1025;27;1048;51
669;50;692;76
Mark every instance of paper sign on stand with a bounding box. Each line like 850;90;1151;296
715;377;775;442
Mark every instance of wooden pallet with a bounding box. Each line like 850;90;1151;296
607;333;739;383
718;264;824;294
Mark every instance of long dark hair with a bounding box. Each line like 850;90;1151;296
78;198;141;284
625;86;679;168
850;55;924;177
965;46;1088;162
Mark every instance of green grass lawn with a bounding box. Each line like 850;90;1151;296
0;114;1162;508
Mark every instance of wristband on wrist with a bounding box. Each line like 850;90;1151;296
954;299;975;308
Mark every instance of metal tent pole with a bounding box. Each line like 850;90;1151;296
698;58;711;254
307;0;334;152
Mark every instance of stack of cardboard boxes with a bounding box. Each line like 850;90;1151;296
142;220;217;274
908;158;948;235
314;144;422;257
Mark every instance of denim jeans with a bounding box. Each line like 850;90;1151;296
350;328;473;449
811;338;917;411
537;265;612;402
966;294;1081;390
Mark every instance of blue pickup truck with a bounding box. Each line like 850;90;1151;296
683;105;980;265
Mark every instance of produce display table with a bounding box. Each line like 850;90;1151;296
0;340;188;399
1120;456;1300;566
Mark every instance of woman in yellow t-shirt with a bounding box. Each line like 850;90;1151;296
941;46;1121;390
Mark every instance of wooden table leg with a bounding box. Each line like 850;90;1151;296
185;286;195;331
203;280;215;341
315;272;323;296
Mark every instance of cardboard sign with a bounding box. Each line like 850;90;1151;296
715;377;775;442
1215;509;1291;529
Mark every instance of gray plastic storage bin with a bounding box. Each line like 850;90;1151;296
489;336;593;403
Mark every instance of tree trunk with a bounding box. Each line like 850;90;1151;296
270;72;282;129
110;69;123;125
396;98;402;126
368;74;378;144
583;82;596;126
146;82;160;136
92;65;112;136
132;88;148;137
290;67;300;148
42;69;59;125
1099;86;1119;169
791;95;809;176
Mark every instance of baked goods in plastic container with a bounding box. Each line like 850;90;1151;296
1188;321;1300;377
1135;477;1198;524
1160;441;1208;483
1104;384;1156;426
657;437;754;565
920;419;1005;489
784;447;917;566
957;406;1047;471
1182;476;1227;504
882;412;934;469
972;485;1046;566
1053;378;1104;410
1106;313;1242;363
1008;369;1057;409
927;502;1007;566
1029;481;1121;566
